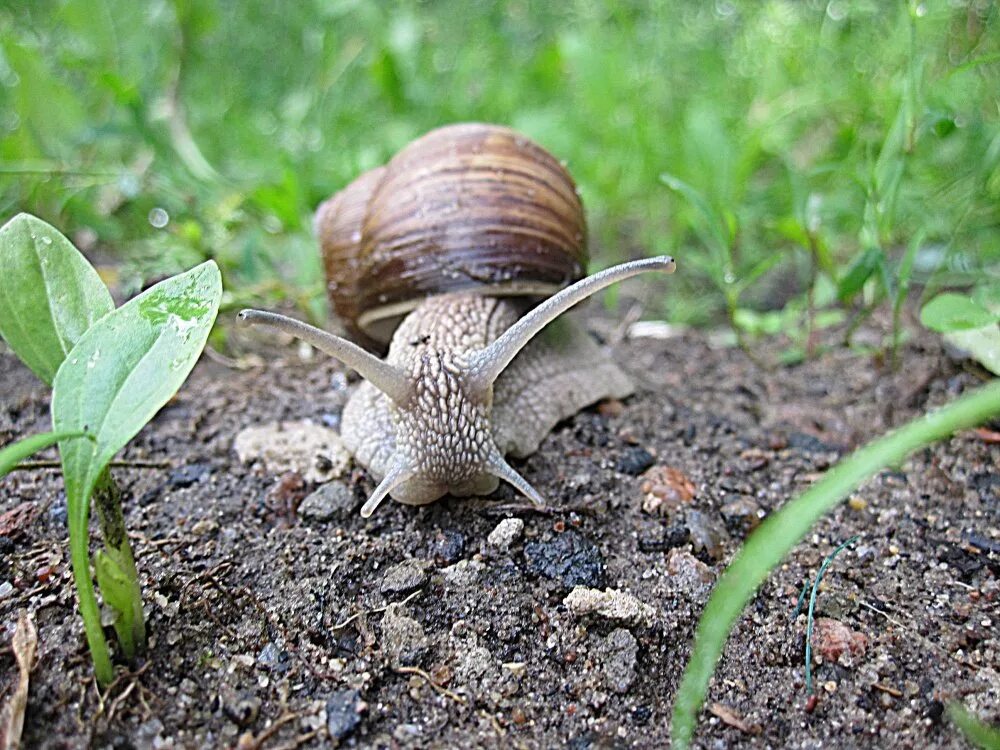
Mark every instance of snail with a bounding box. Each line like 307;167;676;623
240;123;674;517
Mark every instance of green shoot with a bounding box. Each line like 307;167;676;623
949;703;1000;750
803;535;858;696
0;213;222;684
670;378;1000;749
0;431;92;477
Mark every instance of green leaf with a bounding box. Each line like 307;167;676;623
0;214;114;385
921;293;999;333
0;430;91;478
943;326;1000;376
51;260;221;684
837;247;883;303
949;703;1000;750
670;379;1000;748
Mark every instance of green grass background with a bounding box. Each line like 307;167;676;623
1;0;997;326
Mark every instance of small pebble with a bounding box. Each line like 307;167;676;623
616;447;655;476
297;482;357;522
0;581;13;599
380;560;429;594
665;549;714;589
640;466;696;515
488;518;524;549
326;689;364;740
441;559;486;587
430;529;465;565
720;496;763;536
167;462;211;489
686;510;728;561
811;617;867;663
524;530;605;588
563;586;655;626
847;495;867;511
380;604;428;666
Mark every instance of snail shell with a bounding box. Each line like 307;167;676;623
316;123;587;346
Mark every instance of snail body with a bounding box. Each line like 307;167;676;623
241;124;674;516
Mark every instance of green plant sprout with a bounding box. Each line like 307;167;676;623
801;535;859;698
948;703;1000;750
670;377;1000;749
0;213;222;684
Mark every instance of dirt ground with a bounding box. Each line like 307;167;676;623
1;313;997;749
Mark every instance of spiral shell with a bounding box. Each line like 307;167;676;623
317;123;587;346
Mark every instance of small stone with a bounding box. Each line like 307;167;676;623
0;581;13;599
441;559;486;587
168;462;211;489
596;628;638;694
256;642;289;673
640;466;696;515
616;447;655;476
686;510;728;561
788;432;841;454
380;604;428;666
298;482;358;522
380;560;429;594
488;518;524;549
847;495;867;511
326;689;364;741
223;695;260;727
720;497;763;536
563;587;655;626
666;549;714;590
233;420;351;483
191;518;218;536
430;529;465;565
524;530;605;588
811;618;867;664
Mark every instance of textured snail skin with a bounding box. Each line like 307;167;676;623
241;256;675;516
340;293;634;513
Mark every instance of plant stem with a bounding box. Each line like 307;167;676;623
670;378;1000;749
67;522;113;684
91;469;146;661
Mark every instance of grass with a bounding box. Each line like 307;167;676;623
1;1;997;327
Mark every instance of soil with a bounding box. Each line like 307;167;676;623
1;314;997;749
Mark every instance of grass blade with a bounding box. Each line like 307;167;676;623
0;430;91;477
948;703;1000;749
670;379;1000;748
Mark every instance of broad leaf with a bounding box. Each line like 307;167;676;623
0;430;91;478
52;261;222;517
0;214;114;385
943;326;1000;376
921;293;998;333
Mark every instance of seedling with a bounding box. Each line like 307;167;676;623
0;213;222;684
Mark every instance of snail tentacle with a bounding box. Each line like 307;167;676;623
360;460;415;518
238;309;412;405
467;256;676;389
487;452;545;507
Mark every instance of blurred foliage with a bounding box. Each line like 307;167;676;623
1;0;998;328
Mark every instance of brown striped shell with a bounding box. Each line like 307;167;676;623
316;123;587;347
